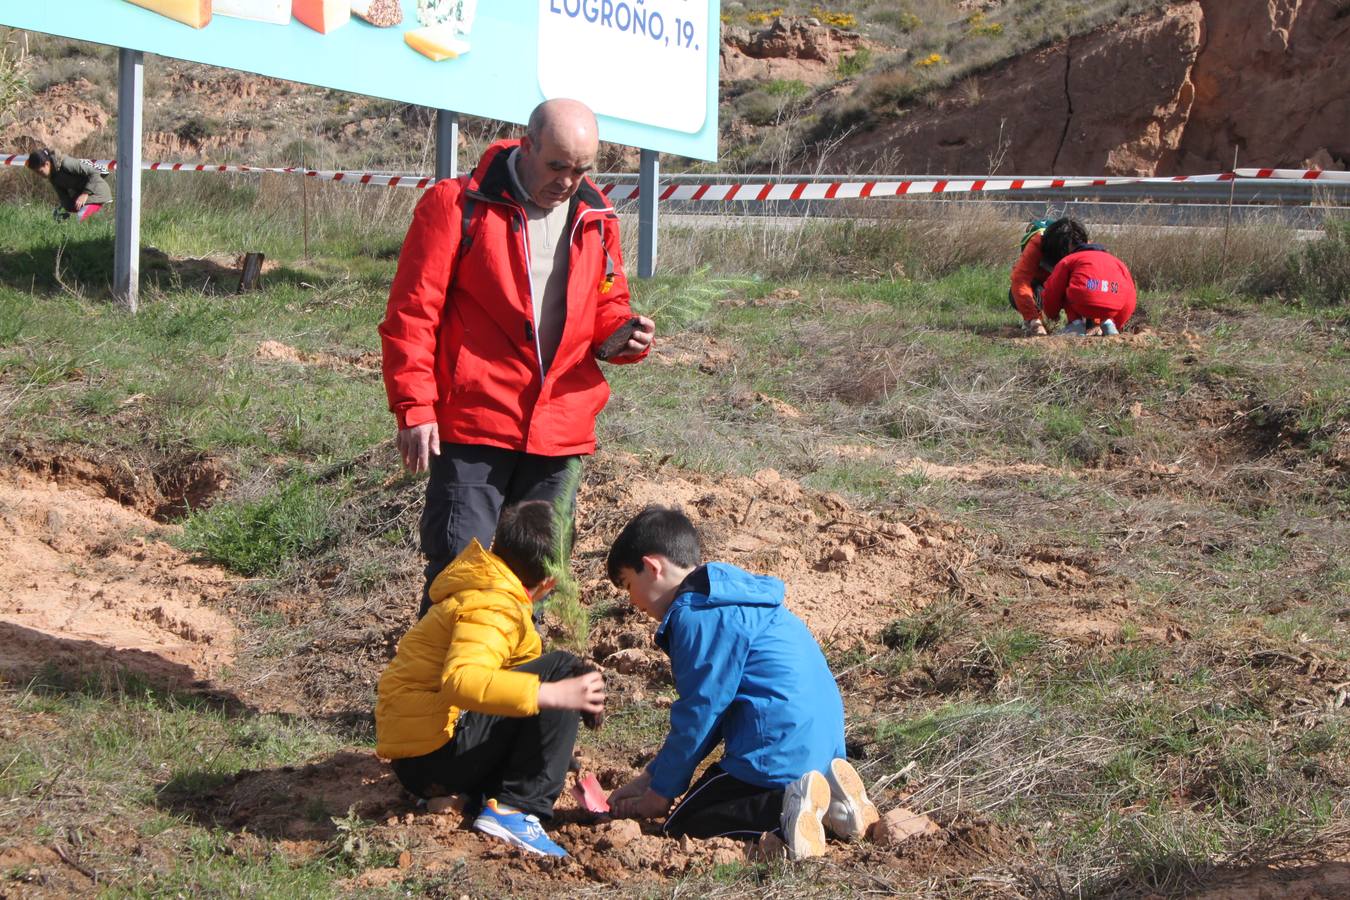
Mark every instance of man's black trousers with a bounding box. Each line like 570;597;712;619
419;443;579;618
389;651;582;820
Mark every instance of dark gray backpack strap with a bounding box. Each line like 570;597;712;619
458;196;477;263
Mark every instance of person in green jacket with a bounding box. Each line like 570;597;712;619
25;148;113;221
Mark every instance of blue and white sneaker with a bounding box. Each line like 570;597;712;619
1100;318;1119;336
473;798;568;857
1062;318;1088;336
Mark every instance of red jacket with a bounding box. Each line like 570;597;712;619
1041;246;1138;327
380;140;646;456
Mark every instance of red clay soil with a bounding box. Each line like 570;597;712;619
0;468;237;690
0;437;1250;893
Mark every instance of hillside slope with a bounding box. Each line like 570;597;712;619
823;0;1350;175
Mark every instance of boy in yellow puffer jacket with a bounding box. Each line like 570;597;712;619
375;500;605;858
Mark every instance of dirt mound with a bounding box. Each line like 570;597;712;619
181;748;788;888
0;468;238;688
254;340;381;372
577;455;973;640
1182;861;1350;899
899;456;1061;484
0;843;93;895
8;444;229;521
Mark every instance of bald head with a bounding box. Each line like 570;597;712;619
518;98;599;209
527;98;598;146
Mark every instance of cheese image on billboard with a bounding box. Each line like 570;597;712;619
216;0;291;24
124;0;211;28
417;0;477;31
405;25;471;60
293;0;350;33
351;0;402;27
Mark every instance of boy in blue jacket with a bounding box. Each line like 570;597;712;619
604;506;878;859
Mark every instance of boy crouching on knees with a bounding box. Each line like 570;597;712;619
375;500;604;858
604;505;878;859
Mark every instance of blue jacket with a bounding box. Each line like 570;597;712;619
647;563;846;799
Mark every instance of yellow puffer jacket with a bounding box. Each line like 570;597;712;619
375;540;543;759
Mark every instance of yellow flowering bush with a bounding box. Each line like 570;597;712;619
810;7;858;28
966;12;1004;37
745;8;786;26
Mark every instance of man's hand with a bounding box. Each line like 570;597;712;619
73;193;89;211
397;422;440;474
622;315;655;356
537;671;606;714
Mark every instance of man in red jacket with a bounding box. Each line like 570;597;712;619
380;98;655;615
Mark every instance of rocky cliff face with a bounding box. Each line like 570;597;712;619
1175;0;1350;173
721;17;865;84
832;0;1349;175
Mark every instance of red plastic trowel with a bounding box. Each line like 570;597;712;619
572;773;611;815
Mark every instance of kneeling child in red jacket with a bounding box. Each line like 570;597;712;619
1040;217;1137;336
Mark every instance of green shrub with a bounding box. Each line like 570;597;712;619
736;89;784;127
764;78;810;99
178;476;337;576
874;10;922;33
1288;217;1350;306
836;46;872;77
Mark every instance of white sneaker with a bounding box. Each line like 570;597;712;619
1100;319;1119;336
780;770;830;859
822;758;879;841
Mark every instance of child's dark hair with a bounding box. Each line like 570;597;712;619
606;505;702;586
1041;217;1089;265
492;500;556;589
24;148;54;171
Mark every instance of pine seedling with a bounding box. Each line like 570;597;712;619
543;458;589;651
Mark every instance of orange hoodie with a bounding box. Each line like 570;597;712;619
1009;232;1049;322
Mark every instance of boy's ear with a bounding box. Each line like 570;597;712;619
640;554;664;580
528;576;557;603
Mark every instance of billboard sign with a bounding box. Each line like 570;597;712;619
0;0;720;160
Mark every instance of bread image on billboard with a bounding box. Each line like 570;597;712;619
215;0;292;24
407;0;474;60
124;0;211;29
352;0;402;27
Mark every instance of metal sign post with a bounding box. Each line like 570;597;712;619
436;110;459;181
113;47;143;311
638;148;658;278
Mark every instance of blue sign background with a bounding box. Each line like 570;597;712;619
1;0;720;160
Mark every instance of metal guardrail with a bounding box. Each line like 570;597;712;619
597;174;1350;228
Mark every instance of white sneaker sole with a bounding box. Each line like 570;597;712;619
472;816;564;857
825;758;879;841
781;770;830;860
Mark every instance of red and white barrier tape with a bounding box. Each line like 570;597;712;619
5;153;1346;196
1236;167;1350;183
1;154;438;188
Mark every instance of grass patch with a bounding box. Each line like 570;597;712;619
177;475;338;576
